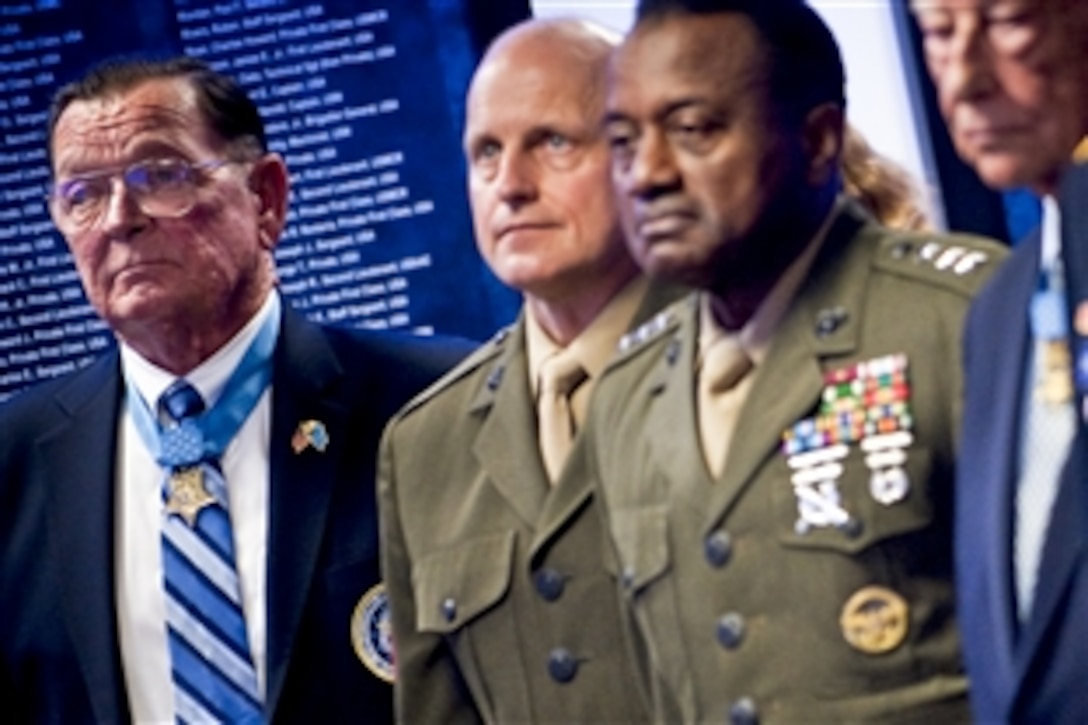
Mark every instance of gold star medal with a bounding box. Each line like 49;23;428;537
165;466;216;527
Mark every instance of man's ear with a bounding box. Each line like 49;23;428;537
249;153;290;251
802;102;845;186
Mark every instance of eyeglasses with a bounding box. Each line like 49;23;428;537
47;157;239;233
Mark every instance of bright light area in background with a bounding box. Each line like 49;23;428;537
530;0;945;228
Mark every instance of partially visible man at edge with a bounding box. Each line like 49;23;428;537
378;18;683;723
0;56;469;722
579;0;1008;721
912;0;1088;720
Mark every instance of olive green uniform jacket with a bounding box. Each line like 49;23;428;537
378;280;682;723
581;203;1008;724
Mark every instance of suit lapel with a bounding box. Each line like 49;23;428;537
264;309;352;715
471;319;549;528
972;236;1037;694
532;282;690;556
642;301;717;503
530;438;593;558
41;353;131;722
706;207;867;528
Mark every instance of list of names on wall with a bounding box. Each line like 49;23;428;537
0;6;113;398
0;0;514;401
174;0;437;333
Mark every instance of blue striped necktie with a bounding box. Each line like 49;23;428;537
159;379;264;723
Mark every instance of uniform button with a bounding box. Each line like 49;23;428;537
890;240;913;259
838;517;864;539
729;696;758;725
622;565;636;589
814;307;848;337
666;338;681;365
535;568;565;602
441;597;457;622
704;530;733;568
547;648;579;683
716;612;745;649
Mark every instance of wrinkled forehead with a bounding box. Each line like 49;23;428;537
465;47;602;141
51;78;211;174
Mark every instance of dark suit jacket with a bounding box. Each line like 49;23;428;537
0;303;470;724
958;166;1088;724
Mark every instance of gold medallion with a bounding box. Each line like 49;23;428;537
350;583;395;683
839;585;909;654
1035;339;1073;405
165;466;216;527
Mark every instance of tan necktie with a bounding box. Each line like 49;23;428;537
538;351;589;482
698;335;754;477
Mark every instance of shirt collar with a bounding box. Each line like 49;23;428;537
526;274;651;395
700;196;842;367
122;291;281;412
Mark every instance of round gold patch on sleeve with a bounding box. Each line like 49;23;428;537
350;583;395;683
839;585;909;654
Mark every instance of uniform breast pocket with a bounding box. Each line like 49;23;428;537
412;530;515;634
775;445;936;554
610;504;671;596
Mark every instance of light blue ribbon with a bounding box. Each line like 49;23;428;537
126;300;280;472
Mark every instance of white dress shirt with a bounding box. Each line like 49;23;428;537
1015;197;1074;622
116;292;278;722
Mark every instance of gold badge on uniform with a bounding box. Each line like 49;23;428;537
292;419;330;454
350;583;395;683
165;466;216;526
839;585;909;654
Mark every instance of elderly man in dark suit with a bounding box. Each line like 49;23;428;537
912;0;1088;721
0;56;467;723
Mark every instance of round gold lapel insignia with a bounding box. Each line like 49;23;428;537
350;583;395;683
839;585;909;654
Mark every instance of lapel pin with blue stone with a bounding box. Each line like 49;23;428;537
292;419;330;454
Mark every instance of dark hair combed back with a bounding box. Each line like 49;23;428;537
635;0;845;122
47;55;266;160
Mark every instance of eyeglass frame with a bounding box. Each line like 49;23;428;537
46;156;248;234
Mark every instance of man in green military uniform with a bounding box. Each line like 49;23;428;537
378;18;679;723
582;0;1008;721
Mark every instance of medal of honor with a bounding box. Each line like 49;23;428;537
1036;339;1073;405
165;466;216;526
1031;277;1073;406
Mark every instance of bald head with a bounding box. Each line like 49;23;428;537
469;18;618;125
462;18;638;333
